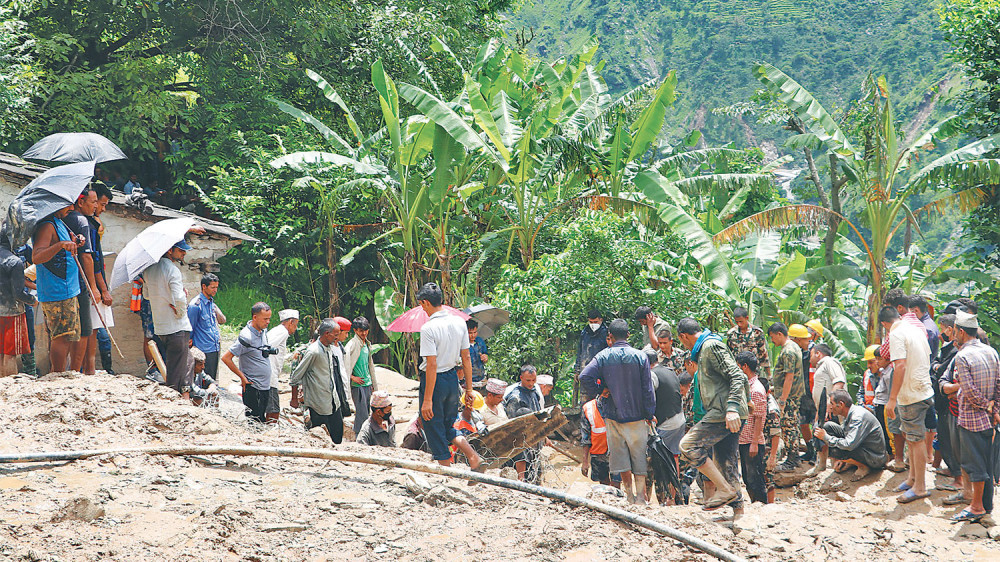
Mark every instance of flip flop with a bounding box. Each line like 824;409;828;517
894;482;912;493
942;492;968;505
897;489;931;504
951;509;985;523
936;482;960;492
702;489;739;511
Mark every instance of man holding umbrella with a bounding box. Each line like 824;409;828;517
32;205;84;373
142;239;196;399
63;187;100;374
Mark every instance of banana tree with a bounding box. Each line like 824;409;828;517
717;65;1000;340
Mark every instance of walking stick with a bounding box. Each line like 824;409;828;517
72;254;125;359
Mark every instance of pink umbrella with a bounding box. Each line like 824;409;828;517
386;305;470;333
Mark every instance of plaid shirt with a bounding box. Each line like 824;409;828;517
740;375;767;445
954;339;1000;432
726;324;771;374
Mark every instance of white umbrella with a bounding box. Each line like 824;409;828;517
23;133;127;163
108;217;196;292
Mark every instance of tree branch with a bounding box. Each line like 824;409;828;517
163;82;199;93
803;147;829;207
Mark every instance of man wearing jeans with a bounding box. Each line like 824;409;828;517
881;305;934;504
580;319;656;505
188;273;225;381
677;317;748;513
416;282;483;470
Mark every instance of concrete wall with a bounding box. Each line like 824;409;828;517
0;175;245;376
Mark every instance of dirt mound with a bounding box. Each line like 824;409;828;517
0;373;997;561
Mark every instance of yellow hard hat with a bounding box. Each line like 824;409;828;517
863;344;880;361
788;324;811;339
461;390;485;410
805;319;824;338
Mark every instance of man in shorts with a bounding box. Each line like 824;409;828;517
881;305;934;504
32;205;84;373
63;188;99;373
416;282;483;470
580;319;656;505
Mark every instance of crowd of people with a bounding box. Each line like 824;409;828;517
570;298;999;523
6;181;997;522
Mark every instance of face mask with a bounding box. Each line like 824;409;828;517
589;323;601;332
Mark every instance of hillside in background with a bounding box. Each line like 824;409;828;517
509;0;957;145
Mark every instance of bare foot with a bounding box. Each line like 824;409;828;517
850;466;870;481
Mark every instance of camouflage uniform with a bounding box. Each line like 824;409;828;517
764;394;781;491
726;324;772;376
658;347;689;374
773;339;805;460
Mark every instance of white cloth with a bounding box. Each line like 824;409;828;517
812;355;847;407
888;321;934;406
266;323;291;387
332;343;350;391
141;258;191;336
419;309;470;372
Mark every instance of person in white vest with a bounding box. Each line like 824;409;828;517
265;309;299;423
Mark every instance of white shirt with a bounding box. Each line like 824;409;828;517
141;258;191;336
419;310;470;373
332;343;350;390
267;323;291;387
812;355;847;407
889;321;934;406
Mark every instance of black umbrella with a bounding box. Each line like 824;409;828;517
23;133;127;163
647;429;684;504
812;387;828;453
6;161;95;247
463;303;509;339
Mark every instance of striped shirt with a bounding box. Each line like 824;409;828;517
954;339;1000;433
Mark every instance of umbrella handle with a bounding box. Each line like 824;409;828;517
72;254;126;359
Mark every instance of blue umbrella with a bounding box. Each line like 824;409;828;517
5;160;95;247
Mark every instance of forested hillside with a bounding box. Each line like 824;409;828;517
510;0;956;144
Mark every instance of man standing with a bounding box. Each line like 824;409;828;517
265;309;299;423
0;234;34;376
415;282;483;470
88;183;115;374
949;309;999;522
63;188;99;374
813;390;888;481
290;319;352;443
789;323;818;464
909;295;940;359
142;240;195;398
635;306;668;350
32;205;82;373
577;309;609;403
581;319;656;504
768;322;806;471
881;305;934;504
726;306;771;378
676;317;749;512
656;327;688;373
221;302;273;422
933;313;963;490
646;349;684;504
735;351;768;504
345;316;379;434
467;319;488;388
188;273;226;381
356;390;396;447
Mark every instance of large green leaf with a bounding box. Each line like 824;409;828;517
906;159;1000;193
429;34;466;75
269;98;353;155
398;82;506;170
771;251;807;290
401;116;436;167
374;286;405;342
269;151;385;175
627;71;677;163
492;91;522;148
371;60;401;158
636;169;689;207
654;200;740;302
672;173;772;196
305;69;363;145
465;78;512;162
753;63;856;157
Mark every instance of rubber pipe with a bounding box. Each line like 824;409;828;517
0;446;747;562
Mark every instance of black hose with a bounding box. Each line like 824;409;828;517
0;446;747;562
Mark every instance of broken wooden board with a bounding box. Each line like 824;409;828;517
467;405;567;470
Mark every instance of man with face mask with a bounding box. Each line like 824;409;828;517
356;390;396;447
576;309;609;404
932;312;962;491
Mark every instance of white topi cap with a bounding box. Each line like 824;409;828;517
279;309;300;322
956;309;980;329
537;375;554;386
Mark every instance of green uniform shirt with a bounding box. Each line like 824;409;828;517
774;339;805;401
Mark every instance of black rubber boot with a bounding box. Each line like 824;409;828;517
100;348;115;375
20;353;36;377
799;440;816;464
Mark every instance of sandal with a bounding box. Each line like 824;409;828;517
897;489;931;504
951;509;985;523
894;481;912;493
936;482;960;492
942;492;968;506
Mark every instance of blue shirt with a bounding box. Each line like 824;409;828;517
187;292;221;352
35;218;80;303
469;336;488;374
579;341;656;423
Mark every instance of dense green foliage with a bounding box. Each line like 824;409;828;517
511;0;956;144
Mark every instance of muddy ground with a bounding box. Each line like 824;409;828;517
1;372;998;561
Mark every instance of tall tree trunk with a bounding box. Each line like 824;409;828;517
824;154;844;307
325;236;340;316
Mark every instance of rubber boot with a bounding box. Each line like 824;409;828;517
100;348;115;375
20;353;36;377
806;449;827;477
800;439;816;464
